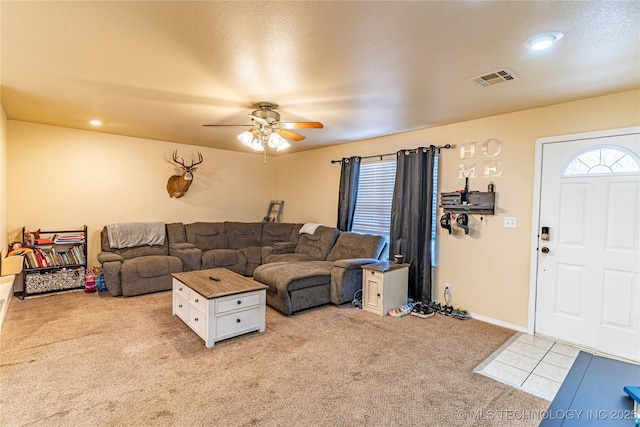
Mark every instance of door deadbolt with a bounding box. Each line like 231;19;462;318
541;247;550;254
541;226;550;241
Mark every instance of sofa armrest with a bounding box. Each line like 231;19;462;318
274;241;297;252
332;258;380;270
330;258;380;305
170;246;202;271
262;241;297;264
99;259;124;296
97;252;124;263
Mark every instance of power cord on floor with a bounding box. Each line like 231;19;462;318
352;289;363;309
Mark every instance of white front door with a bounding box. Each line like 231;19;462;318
535;130;640;362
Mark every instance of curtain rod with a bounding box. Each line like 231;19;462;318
330;144;452;164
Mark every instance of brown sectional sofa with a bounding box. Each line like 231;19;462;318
254;227;387;314
161;221;303;276
97;221;387;315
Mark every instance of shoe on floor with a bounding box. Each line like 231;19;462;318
418;306;435;319
389;303;414;317
451;308;469;320
410;302;423;317
428;301;442;313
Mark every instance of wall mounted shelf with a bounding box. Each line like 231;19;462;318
439;191;495;215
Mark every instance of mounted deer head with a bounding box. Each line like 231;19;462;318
167;150;204;198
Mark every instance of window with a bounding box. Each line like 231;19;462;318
352;159;397;244
351;154;440;265
563;146;640;176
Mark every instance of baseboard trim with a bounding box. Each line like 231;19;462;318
0;274;16;332
469;312;528;333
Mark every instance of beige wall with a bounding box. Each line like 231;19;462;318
0;2;6;257
0;107;7;257
7;121;275;266
5;90;639;328
273;89;640;328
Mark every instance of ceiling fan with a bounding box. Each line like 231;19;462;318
203;102;323;151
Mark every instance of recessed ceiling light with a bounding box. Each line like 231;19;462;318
528;31;564;50
89;119;102;126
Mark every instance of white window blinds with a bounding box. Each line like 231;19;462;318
351;159;397;239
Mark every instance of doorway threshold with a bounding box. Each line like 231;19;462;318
474;332;581;401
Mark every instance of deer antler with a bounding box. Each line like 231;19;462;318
191;151;204;167
172;150;204;168
172;150;186;168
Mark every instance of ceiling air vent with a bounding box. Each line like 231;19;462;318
469;68;518;87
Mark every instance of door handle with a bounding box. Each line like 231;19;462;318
541;247;550;254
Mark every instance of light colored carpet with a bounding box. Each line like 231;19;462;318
0;290;549;426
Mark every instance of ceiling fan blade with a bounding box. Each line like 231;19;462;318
279;129;306;141
279;121;324;129
203;124;251;127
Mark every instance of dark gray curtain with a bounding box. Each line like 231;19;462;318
337;156;361;231
390;147;437;302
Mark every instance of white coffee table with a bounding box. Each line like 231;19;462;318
172;268;268;348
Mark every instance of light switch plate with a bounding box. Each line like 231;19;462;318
504;217;517;228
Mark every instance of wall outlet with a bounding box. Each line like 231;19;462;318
504;217;517;228
444;284;452;295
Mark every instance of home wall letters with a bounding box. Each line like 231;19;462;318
458;138;503;179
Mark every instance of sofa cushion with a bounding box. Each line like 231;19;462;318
185;222;229;251
253;261;333;293
225;222;263;249
120;256;182;297
261;223;300;247
121;255;179;279
135;256;169;278
201;249;247;276
326;232;386;261
294;226;341;260
240;246;262;265
202;249;240;267
241;246;263;276
166;222;187;244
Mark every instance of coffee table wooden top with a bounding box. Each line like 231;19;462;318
172;268;268;299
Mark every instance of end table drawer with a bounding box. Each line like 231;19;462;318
216;292;261;314
215;307;261;340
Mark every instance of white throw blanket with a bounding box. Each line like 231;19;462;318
299;223;323;235
107;222;165;249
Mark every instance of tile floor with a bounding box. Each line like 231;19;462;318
474;332;582;401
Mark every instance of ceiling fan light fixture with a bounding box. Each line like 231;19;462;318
528;31;563;50
207;102;321;153
250;140;265;152
268;133;287;149
276;140;291;151
237;130;254;146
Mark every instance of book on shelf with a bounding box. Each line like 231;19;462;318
25;251;38;269
53;234;85;244
23;246;86;269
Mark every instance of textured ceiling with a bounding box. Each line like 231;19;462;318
2;1;639;154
